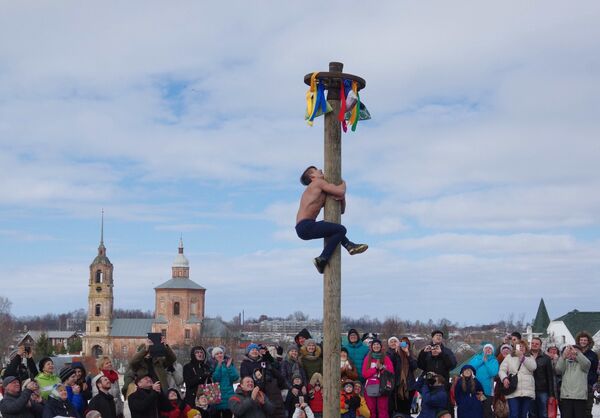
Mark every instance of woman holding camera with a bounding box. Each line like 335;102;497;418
362;338;394;418
498;340;537;418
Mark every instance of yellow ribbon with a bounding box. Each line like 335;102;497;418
305;72;318;126
349;81;359;126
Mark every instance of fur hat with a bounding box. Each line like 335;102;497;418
38;357;53;373
347;329;360;340
310;372;323;386
59;366;75;382
431;330;444;338
342;379;355;390
388;336;400;345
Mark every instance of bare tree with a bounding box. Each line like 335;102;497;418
0;296;14;357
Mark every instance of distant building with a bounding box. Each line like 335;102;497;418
82;215;209;358
547;309;600;346
17;331;81;351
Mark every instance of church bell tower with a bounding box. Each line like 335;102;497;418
83;211;114;357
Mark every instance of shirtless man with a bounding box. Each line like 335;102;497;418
296;165;367;273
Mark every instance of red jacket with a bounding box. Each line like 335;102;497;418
160;400;191;418
308;385;323;413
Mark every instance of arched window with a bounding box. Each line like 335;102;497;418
95;304;101;316
173;302;180;316
95;270;103;283
96;326;100;332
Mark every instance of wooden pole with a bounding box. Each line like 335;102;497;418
322;61;343;418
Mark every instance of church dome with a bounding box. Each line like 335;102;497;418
173;237;189;267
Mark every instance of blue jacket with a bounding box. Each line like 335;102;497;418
454;377;483;418
212;361;240;411
66;385;85;416
417;381;448;418
342;341;369;381
468;351;499;396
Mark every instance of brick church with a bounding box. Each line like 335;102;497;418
82;218;206;358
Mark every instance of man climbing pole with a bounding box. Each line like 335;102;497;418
295;165;368;274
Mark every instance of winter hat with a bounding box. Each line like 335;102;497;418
92;374;104;389
341;347;349;354
431;330;444;338
370;338;382;347
59;366;75;382
362;332;377;342
246;343;259;354
483;343;495;353
71;361;86;372
287;346;299;354
304;338;317;347
460;365;476;376
436;411;451;418
86;411;102;418
388;336;400;345
295;328;312;344
500;344;512;353
38;357;52;372
342;379;355;390
211;347;224;358
49;383;65;400
347;329;360;340
292;372;303;382
187;409;201;418
2;375;18;386
134;372;153;384
168;387;182;399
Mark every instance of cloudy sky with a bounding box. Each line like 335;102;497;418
1;2;599;325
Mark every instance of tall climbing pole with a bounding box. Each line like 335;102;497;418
303;62;366;418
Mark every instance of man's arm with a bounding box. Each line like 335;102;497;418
316;179;346;199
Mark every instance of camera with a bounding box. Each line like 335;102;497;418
425;372;437;385
400;341;408;349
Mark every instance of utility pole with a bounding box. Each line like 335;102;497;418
303;62;366;418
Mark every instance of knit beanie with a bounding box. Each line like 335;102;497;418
38;357;53;373
211;347;224;358
246;343;259;354
59;366;75;382
388;336;400;345
371;338;382;347
500;344;512;353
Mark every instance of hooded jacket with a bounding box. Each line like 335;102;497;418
453;365;483;418
124;343;177;398
228;385;275;418
183;346;212;407
416;380;448;418
342;329;370;381
159;388;191;418
295;329;312;349
467;346;499;396
300;344;323;382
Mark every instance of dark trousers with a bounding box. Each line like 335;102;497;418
529;391;548;418
214;410;232;418
296;219;350;261
482;395;494;418
507;396;532;418
560;398;586;418
388;389;415;415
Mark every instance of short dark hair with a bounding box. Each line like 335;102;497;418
510;331;522;340
531;337;543;345
300;166;317;186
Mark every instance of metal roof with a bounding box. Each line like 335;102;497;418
154;278;205;290
554;310;600;337
110;318;154;337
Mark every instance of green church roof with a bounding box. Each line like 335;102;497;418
532;298;550;336
554;310;600;338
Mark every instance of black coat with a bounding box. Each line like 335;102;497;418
42;396;79;418
128;388;163;418
533;353;555;396
183;346;212;407
88;390;117;418
5;355;38;383
417;344;457;381
228;386;275;418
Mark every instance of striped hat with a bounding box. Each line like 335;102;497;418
59;366;75;382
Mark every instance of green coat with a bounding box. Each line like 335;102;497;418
34;372;61;400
